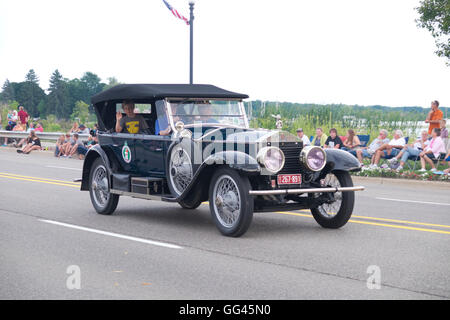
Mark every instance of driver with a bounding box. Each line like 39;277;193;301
200;102;218;124
157;104;187;135
115;100;149;134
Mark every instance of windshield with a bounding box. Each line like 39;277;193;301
167;100;248;128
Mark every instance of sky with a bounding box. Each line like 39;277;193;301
0;0;449;107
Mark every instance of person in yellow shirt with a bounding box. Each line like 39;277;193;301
425;100;443;135
115;100;149;134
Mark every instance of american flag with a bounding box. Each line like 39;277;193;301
162;0;190;25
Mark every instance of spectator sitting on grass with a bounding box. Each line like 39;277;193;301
58;133;74;157
35;123;43;133
354;129;389;165
418;128;446;172
26;123;35;133
388;130;429;171
324;128;343;149
54;134;65;157
312;128;328;147
369;130;406;169
342;129;361;154
296;128;311;146
65;133;84;158
77;124;90;134
16;130;41;154
69;122;79;133
13;125;36;148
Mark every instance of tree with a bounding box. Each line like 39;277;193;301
1;79;15;103
25;69;39;83
416;0;450;64
47;69;70;118
71;100;90;124
103;77;120;91
17;69;45;117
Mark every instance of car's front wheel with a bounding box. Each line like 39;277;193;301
209;167;254;237
89;158;119;215
310;170;355;228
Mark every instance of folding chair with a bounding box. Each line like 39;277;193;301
357;135;370;148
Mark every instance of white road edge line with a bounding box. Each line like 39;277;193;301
376;197;450;206
39;219;183;249
45;165;82;171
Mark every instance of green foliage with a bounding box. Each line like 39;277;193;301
0;69;107;121
248;101;440;140
71;100;90;124
416;0;450;64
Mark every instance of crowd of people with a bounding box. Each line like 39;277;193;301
1;101;449;174
0;105;97;158
54;122;98;159
296;101;450;175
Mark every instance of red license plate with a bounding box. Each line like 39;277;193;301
277;174;302;185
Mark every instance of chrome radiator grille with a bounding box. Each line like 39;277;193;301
278;142;302;174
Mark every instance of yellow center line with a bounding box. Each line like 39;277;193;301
0;174;80;188
274;211;450;235
0;172;80;185
2;172;449;235
294;209;450;229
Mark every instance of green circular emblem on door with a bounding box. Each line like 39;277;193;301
122;142;131;163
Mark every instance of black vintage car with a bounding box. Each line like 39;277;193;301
81;84;364;237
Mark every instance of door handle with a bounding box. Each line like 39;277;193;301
155;148;163;152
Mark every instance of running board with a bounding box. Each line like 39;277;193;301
249;186;365;196
110;189;173;201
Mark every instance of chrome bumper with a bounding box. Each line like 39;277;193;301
249;186;365;196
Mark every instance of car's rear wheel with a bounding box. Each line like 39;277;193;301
310;170;354;228
209;167;253;237
89;158;119;215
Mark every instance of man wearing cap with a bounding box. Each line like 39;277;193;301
296;128;311;146
77;124;90;135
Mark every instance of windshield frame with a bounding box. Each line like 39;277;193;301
164;98;249;130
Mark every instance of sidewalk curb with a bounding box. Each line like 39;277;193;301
352;175;450;188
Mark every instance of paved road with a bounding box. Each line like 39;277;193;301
0;148;449;299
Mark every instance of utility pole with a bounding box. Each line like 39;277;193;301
189;1;195;84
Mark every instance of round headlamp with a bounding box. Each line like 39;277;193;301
300;146;326;171
257;147;285;174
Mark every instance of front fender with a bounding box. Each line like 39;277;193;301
80;145;113;191
324;149;361;172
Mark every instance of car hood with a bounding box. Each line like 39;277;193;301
196;127;298;144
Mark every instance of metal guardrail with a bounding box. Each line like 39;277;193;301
0;130;89;140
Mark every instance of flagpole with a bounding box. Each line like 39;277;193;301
189;1;195;84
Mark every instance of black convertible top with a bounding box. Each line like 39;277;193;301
91;84;248;105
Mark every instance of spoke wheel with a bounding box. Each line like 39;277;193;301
89;158;119;215
209;168;253;237
168;145;193;197
310;171;354;228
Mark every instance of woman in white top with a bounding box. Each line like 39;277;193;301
389;130;429;171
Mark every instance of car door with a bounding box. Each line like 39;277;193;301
134;134;171;177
